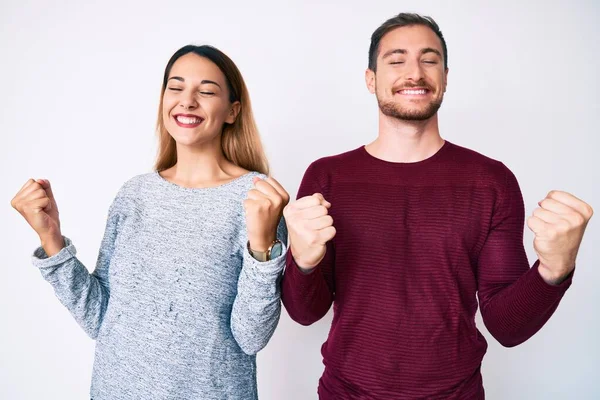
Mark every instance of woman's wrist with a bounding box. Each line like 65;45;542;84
39;232;65;257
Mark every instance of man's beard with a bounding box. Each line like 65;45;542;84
378;97;443;121
376;82;444;121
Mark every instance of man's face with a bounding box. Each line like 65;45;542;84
366;24;448;121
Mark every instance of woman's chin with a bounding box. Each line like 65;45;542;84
171;133;219;148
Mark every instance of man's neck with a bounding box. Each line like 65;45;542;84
365;112;444;163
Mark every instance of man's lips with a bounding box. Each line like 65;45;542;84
396;87;431;95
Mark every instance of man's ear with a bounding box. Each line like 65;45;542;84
365;68;376;94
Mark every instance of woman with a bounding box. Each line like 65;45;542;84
11;45;289;399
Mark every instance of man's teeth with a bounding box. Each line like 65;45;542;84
401;89;427;95
176;116;202;124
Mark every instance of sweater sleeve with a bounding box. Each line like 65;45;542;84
230;217;288;355
281;162;336;326
477;166;573;347
31;197;124;339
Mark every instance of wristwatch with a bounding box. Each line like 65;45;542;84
247;239;283;262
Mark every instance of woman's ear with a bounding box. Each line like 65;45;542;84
226;101;241;124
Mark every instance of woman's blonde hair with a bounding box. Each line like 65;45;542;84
155;45;268;174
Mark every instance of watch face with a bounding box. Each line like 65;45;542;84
270;242;283;259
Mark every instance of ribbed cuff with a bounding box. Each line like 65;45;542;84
520;260;574;305
242;242;288;282
31;237;76;269
284;251;322;287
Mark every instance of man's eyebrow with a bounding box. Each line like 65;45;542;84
382;48;407;59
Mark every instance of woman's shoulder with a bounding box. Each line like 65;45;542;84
222;170;262;194
106;173;160;211
117;172;157;195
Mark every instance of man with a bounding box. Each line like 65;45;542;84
281;13;593;399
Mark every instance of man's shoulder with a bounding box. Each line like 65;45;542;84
447;141;511;181
306;146;364;173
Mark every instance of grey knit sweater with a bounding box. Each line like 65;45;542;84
31;171;288;399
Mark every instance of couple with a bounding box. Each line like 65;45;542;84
11;13;593;400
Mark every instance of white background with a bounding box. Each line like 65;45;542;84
1;0;598;399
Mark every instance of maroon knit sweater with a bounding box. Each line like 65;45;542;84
281;141;572;399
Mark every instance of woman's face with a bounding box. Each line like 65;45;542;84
162;53;239;147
